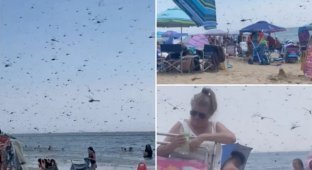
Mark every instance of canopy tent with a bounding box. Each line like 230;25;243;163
221;143;253;170
240;21;286;33
173;0;217;29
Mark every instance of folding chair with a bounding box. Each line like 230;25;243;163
202;45;220;72
160;44;183;73
157;132;217;170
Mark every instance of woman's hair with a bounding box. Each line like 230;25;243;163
191;87;217;115
88;146;95;153
293;158;304;168
145;144;152;151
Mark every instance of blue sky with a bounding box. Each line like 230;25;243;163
157;0;312;32
158;86;312;152
0;0;155;133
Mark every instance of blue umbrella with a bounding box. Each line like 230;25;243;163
173;0;217;29
221;143;253;170
240;21;286;33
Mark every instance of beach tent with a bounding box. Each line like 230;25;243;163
173;0;217;29
221;143;253;170
184;34;209;50
240;21;286;33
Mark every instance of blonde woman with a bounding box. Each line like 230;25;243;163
157;87;236;170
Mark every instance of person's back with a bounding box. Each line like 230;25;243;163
144;144;153;158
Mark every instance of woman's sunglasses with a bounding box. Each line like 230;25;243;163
190;110;208;119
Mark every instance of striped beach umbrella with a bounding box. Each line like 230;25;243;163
173;0;217;29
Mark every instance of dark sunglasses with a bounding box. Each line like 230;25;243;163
190;110;208;119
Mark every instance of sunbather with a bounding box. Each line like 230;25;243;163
157;87;236;170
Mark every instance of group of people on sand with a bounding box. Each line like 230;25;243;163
237;32;282;65
38;158;58;170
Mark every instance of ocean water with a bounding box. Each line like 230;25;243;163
275;27;299;43
246;151;309;170
13;132;155;169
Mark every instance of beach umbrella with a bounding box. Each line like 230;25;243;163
221;143;253;170
157;8;196;42
240;21;286;33
173;0;217;29
185;34;209;50
206;29;227;36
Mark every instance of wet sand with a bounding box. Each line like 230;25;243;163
157;57;312;84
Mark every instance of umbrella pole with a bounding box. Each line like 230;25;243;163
180;26;183;43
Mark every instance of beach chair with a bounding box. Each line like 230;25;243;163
157;133;217;170
159;44;183;73
202;45;220;72
284;44;300;63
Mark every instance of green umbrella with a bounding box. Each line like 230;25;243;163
157;8;196;42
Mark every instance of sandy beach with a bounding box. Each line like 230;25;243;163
157;56;312;84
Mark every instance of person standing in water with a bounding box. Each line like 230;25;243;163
143;144;153;159
157;87;236;170
87;147;97;170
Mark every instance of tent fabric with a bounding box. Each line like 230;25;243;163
240;21;286;33
157;8;196;27
173;0;217;29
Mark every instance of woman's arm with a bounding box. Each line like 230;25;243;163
198;122;236;144
157;122;186;157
